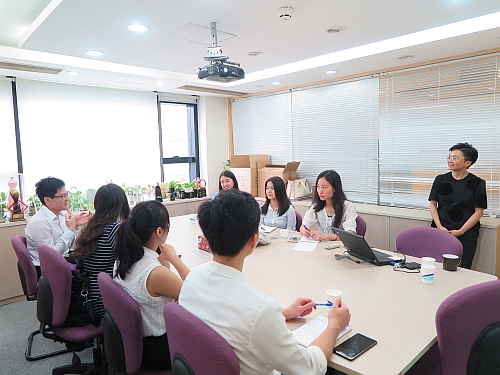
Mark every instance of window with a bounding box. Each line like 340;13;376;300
159;102;199;184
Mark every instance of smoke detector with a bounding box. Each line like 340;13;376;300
277;6;294;20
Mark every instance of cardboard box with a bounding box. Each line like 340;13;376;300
257;161;300;198
230;154;270;196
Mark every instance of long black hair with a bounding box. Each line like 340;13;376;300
114;200;170;280
261;176;292;216
74;183;129;258
312;170;347;229
218;171;239;191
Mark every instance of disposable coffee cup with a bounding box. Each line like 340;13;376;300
442;254;461;271
421;264;435;284
326;289;342;308
422;257;436;266
280;229;289;241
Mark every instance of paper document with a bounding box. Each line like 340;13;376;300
293;315;352;347
260;225;277;233
292;237;319;252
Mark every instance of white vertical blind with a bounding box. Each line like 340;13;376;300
380;55;500;215
0;78;18;186
16;80;160;196
232;91;293;164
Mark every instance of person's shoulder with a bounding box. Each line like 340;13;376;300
465;173;486;190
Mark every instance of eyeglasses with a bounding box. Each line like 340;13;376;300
447;155;469;162
53;194;69;199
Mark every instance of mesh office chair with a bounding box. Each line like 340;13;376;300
98;272;170;375
11;235;70;361
37;244;105;375
295;211;302;232
396;226;463;261
355;215;367;236
163;303;239;375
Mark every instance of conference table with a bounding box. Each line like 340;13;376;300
166;215;496;375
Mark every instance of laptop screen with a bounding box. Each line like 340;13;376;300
334;228;378;262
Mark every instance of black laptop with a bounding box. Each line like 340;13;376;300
334;228;395;266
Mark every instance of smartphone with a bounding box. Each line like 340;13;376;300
334;333;377;361
288;236;299;243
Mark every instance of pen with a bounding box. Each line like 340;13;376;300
315;303;333;307
260;226;265;231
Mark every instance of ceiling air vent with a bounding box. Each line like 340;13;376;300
0;61;62;74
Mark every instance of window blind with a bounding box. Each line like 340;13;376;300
379;55;500;215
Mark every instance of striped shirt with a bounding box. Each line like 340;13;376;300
80;222;119;318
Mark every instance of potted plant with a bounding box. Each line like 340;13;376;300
223;159;230;171
0;192;7;223
176;181;184;200
183;182;194;199
28;194;41;216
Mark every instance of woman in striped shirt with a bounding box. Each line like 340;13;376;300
73;183;130;317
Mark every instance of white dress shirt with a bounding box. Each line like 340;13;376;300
303;201;357;234
260;205;296;231
25;205;75;266
114;248;173;337
179;261;327;375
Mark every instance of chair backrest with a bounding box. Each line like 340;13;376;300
98;272;144;375
355;215;367;236
436;279;500;375
295;211;302;232
396;226;463;261
11;235;38;300
467;322;500;374
163;303;239;375
37;244;72;326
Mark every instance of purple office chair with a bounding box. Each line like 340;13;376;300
163;303;240;375
98;272;170;375
355;215;367;236
295;211;302;232
436;279;500;375
37;244;105;375
396;226;463;261
11;235;70;361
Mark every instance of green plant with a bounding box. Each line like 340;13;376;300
0;192;7;212
223;159;230;171
169;180;177;188
68;189;89;212
28;194;41;210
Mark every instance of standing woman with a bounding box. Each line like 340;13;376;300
212;170;239;199
429;143;487;269
113;200;189;371
300;170;357;240
73;183;130;318
260;176;296;230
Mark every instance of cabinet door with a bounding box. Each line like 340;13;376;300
186;200;204;215
0;224;26;301
166;203;187;217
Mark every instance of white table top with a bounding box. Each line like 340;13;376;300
167;215;497;375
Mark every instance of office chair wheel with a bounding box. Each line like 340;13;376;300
72;353;82;366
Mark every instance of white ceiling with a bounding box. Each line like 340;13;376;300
0;0;499;97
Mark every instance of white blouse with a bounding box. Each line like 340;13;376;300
260;205;296;231
303;201;357;234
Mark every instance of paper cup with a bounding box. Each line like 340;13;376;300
421;264;435;284
326;289;343;308
442;254;461;271
280;229;289;241
421;257;436;266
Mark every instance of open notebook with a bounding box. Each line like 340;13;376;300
293;315;352;347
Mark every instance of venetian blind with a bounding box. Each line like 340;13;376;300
379;55;500;215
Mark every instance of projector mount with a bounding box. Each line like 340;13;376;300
203;22;240;68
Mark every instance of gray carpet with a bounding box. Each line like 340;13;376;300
0;299;94;375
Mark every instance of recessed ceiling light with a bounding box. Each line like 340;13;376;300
327;27;345;34
67;71;81;76
156;81;165;86
326;70;337;74
272;81;281;85
86;50;103;57
127;24;148;33
398;55;413;60
248;52;262;56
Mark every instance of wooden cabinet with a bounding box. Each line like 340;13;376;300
0;222;26;304
163;197;210;217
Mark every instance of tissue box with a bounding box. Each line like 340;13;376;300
198;235;212;253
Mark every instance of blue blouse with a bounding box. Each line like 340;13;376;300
260;205;296;231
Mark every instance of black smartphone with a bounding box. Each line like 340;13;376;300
334;333;377;361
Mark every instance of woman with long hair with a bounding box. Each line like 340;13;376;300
212;170;239;199
300;170;357;241
113;200;189;371
260;176;296;230
73;183;130;318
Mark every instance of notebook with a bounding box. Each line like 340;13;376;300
334;228;396;266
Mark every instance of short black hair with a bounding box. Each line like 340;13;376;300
449;143;478;168
197;189;260;257
35;177;65;206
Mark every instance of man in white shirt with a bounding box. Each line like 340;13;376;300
25;177;92;277
179;189;351;375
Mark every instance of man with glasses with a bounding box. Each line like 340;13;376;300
25;177;92;277
429;143;487;269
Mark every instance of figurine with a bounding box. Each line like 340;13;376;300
8;189;28;222
8;177;17;208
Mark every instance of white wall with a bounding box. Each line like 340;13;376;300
198;96;229;195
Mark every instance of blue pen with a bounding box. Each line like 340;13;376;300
315;303;333;307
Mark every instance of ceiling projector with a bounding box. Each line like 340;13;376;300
198;22;245;83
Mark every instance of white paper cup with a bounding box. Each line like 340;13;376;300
421;257;436;266
280;229;289;241
421;264;436;284
326;289;343;308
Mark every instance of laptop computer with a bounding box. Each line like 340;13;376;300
334;228;395;266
